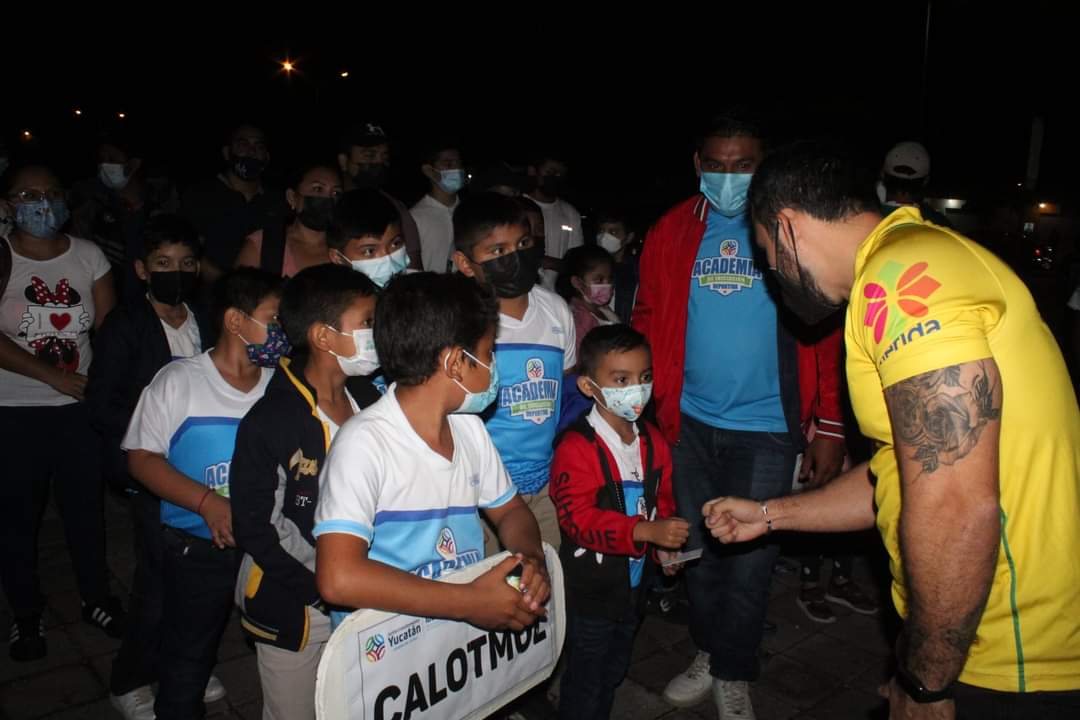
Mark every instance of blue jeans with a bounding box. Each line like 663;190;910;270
674;414;796;681
558;609;640;720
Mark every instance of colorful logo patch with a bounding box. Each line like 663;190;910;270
500;358;559;425
436;527;457;561
365;634;386;662
863;261;941;345
691;239;763;296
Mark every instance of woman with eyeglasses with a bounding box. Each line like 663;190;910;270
0;164;125;662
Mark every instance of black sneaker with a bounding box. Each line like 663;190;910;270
82;597;127;639
9;616;47;662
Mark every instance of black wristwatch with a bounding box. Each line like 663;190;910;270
895;663;955;703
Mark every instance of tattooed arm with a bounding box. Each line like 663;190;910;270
884;359;1002;692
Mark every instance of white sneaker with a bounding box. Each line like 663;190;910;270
203;674;227;704
110;685;155;720
662;650;712;707
713;679;756;720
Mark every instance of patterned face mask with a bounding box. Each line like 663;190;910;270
239;314;291;368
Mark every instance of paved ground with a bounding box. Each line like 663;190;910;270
1;493;897;719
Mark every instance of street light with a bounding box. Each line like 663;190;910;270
118;112;126;119
282;60;295;74
22;130;32;140
340;70;349;78
74;109;82;117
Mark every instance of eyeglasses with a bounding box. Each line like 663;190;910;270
8;188;66;204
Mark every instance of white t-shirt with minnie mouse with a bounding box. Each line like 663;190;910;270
0;236;111;407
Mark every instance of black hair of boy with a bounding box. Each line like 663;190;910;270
375;272;498;386
279;263;378;354
554;245;613;303
452;192;529;259
210;267;285;338
141;214;201;260
326;189;400;251
577;324;650;380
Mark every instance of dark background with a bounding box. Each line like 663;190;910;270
4;4;1076;222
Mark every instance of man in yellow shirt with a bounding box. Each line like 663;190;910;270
702;140;1080;719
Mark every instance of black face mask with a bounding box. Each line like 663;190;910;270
770;219;843;326
231;155;266;181
478;247;541;298
296;195;335;232
149;270;198;307
352;163;389;190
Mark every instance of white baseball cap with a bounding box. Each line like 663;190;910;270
883;141;930;180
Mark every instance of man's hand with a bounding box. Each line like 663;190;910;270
464;556;544;631
879;678;955;720
800;436;845;490
702;497;769;543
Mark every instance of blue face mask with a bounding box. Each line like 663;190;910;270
589;379;653;422
15;198;70;238
449;349;499;414
342;247;409;288
699;172;752;217
437;169;466;194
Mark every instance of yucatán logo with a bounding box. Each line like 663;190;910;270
364;633;386;663
413;527;482;579
499;357;558;425
691;238;763;296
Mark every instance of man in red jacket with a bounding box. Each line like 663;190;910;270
632;114;846;719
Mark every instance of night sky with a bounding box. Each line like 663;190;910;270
5;4;1075;222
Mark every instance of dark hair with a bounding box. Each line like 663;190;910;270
578;324;650;379
97;131;138;159
211;267;285;338
696;110;767;153
226;123;267;146
141;214;200;260
375;272;499;386
530;151;568;170
287;161;342;192
338;123;390;155
555;246;614;303
453;192;529;259
593;207;630;229
327;189;400;251
421;138;462;168
279;263;378;354
1;164;57;197
749;140;880;230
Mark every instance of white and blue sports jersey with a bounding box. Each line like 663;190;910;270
313;384;516;628
122;351;272;539
588;406;647;588
486;286;576;495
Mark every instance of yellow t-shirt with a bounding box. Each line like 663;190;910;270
845;207;1080;692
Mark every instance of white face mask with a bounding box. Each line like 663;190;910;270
99;163;129;190
327;326;379;376
336;247;409;288
597;232;623;255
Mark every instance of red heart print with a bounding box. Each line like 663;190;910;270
49;313;72;331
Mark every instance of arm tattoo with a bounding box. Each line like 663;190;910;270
885;361;1001;475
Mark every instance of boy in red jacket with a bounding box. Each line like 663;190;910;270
550;324;690;719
